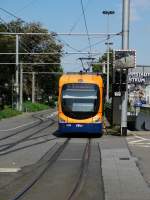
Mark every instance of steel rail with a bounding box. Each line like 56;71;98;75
9;139;70;200
0;112;57;154
0;133;58;149
67;138;91;200
0;113;43;141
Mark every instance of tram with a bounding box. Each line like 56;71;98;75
58;73;103;134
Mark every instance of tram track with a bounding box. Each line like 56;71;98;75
0;112;57;155
0;110;56;141
0;138;70;200
0;136;58;156
67;138;91;200
10;138;91;200
0;132;57;149
0;137;105;200
0;114;43;141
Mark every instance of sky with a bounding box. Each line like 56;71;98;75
0;0;150;72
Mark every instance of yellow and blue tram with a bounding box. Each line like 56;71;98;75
58;73;103;134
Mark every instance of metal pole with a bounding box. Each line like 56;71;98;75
121;0;130;136
106;13;110;102
11;76;14;109
15;34;19;110
32;72;35;103
105;42;113;101
106;41;110;102
19;64;23;111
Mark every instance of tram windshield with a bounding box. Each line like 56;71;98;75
61;83;100;119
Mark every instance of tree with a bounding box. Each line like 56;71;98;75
0;20;63;105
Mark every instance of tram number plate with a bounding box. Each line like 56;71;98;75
66;124;71;127
76;124;83;128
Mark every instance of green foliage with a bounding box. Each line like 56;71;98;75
104;101;112;111
0;20;63;105
23;101;49;112
52;95;58;102
104;102;112;125
0;106;22;120
48;99;56;108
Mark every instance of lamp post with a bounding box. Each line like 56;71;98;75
105;42;113;102
15;34;19;110
102;10;115;102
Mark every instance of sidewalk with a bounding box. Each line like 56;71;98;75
99;135;150;200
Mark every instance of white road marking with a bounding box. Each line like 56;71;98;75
127;133;150;148
127;137;135;140
134;145;150;148
46;111;58;119
133;142;150;145
132;134;150;141
0;111;58;132
0;168;21;173
128;139;146;144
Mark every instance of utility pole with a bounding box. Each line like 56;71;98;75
105;42;113;101
15;34;19;110
121;0;130;136
19;64;23;111
106;41;110;102
32;72;35;103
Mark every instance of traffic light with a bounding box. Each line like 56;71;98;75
113;69;128;94
113;83;120;92
115;70;121;84
113;69;121;92
121;69;127;92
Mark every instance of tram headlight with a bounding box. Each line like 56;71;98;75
93;116;100;123
59;117;65;123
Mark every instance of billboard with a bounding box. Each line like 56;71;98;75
114;50;136;69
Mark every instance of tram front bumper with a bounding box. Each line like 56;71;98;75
59;123;102;134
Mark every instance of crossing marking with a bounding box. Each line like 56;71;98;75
127;134;150;148
128;139;146;144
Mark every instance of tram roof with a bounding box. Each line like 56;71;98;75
59;72;103;87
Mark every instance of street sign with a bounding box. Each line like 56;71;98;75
114;50;136;69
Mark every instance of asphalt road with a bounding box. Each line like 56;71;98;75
126;132;150;187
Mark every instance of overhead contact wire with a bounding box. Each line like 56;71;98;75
80;0;92;57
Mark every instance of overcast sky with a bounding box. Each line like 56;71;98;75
1;0;150;72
